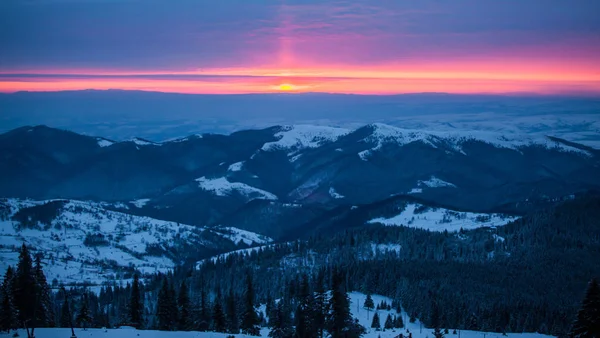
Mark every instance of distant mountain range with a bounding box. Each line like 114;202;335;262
0;123;599;284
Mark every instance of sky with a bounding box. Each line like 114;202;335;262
1;0;600;95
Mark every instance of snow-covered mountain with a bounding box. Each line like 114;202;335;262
0;123;598;244
0;198;271;285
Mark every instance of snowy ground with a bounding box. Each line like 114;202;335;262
2;292;554;338
0;198;270;285
196;176;277;200
368;203;517;232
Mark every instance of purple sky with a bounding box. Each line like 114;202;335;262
1;0;599;94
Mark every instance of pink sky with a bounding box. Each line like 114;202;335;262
1;1;600;95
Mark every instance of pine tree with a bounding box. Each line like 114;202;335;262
364;294;375;310
226;288;239;334
156;278;171;330
59;299;71;328
294;274;314;338
197;287;210;331
395;314;404;329
431;297;444;338
129;273;143;328
570;278;600;338
76;293;92;329
0;267;15;332
13;244;36;328
212;289;227;333
33;255;53;327
178;280;191;331
313;269;328;338
327;269;363;338
240;272;260;336
371;312;381;329
269;300;293;338
384;314;394;330
168;278;179;329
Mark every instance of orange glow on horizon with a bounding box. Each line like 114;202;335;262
1;60;600;95
277;83;295;91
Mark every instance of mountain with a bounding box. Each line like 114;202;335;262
0;198;270;285
0;124;598;237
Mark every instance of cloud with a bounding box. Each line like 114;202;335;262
1;0;599;94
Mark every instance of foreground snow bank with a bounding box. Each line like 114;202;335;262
1;327;270;338
3;293;554;338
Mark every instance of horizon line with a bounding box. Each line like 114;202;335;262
2;88;600;99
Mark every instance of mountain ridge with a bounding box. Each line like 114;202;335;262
1;124;598;234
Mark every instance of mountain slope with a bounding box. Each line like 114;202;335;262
0;198;270;285
0;124;598;229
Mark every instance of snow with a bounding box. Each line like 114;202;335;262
131;198;150;208
3;328;271;338
163;134;203;143
127;137;160;146
371;243;402;255
347;292;552;338
196;177;277;200
362;123;593;157
217;227;272;246
368;203;518;232
0;198;267;285
196;243;278;268
96;138;114;147
4;293;553;338
419;176;457;188
408;188;423;194
228;161;244;172
262;125;349;151
329;187;345;199
358;149;371;161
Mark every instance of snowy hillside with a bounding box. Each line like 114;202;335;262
0;199;271;285
359;123;592;158
262;125;350;151
368;203;517;232
196;176;277;200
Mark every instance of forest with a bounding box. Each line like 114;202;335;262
1;195;600;337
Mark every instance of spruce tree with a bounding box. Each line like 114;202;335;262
294;274;314;338
0;267;15;332
431;297;444;338
156;278;171;330
129;273;143;328
197;287;210;331
226;288;239;334
33;254;53;327
178;280;191;331
364;294;375;310
76;293;92;329
384;314;394;330
313;269;328;338
59;299;71;328
327;269;357;338
212;289;227;333
269;300;293;338
240;272;260;336
14;244;36;328
570;278;600;338
168;278;179;329
395;314;404;328
371;312;381;329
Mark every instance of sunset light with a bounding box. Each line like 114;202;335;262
278;83;295;91
1;1;599;95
